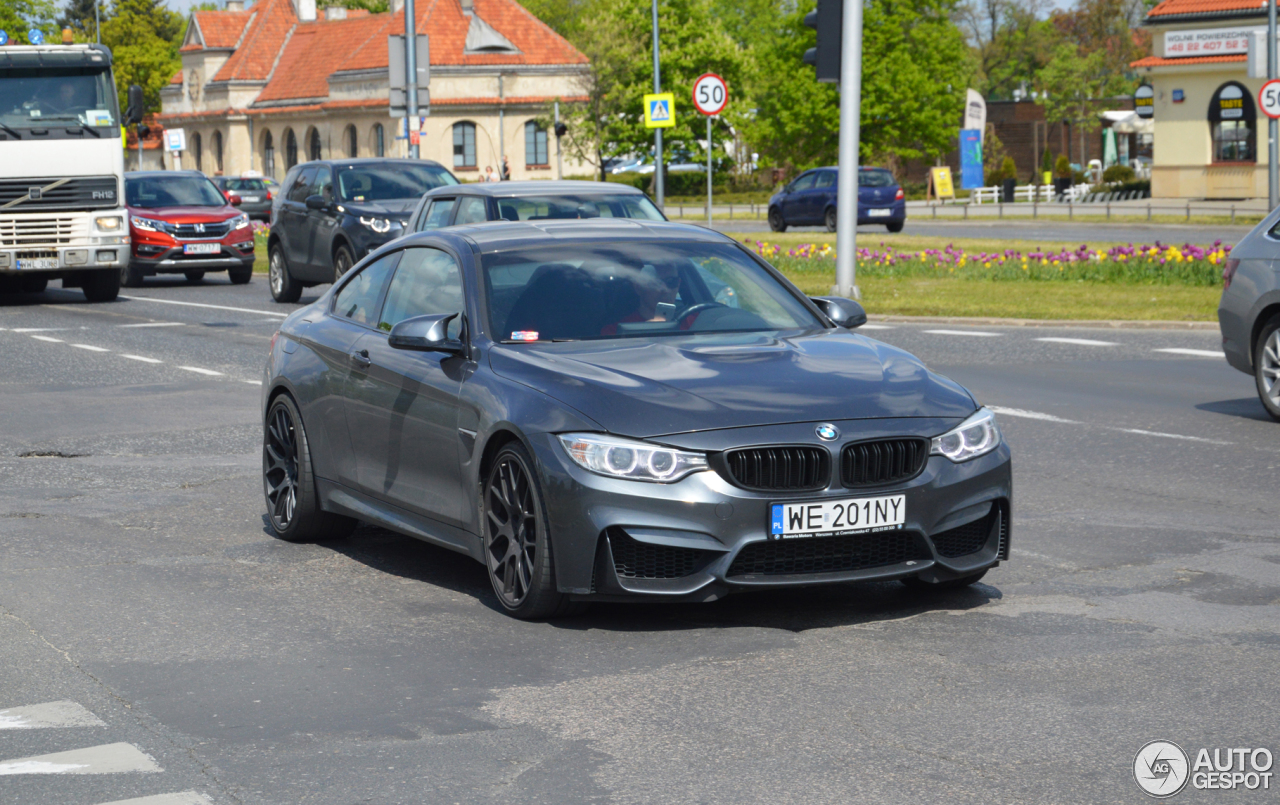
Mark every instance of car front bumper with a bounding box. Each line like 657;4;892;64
130;241;256;274
529;417;1011;601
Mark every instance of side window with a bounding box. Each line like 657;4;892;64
332;252;399;325
453;196;488;225
792;173;818;192
420;198;457;230
312;168;334;202
378;248;465;340
814;171;836;189
286;167;316;202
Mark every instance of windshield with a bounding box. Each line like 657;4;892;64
224;178;265;192
0;67;118;129
482;241;822;342
496;194;665;222
126;175;228;208
859;170;896;187
336;164;458;202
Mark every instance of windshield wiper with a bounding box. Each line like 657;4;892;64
0;122;22;139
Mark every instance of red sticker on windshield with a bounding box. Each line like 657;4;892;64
510;331;539;342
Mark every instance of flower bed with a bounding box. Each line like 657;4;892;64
747;240;1230;286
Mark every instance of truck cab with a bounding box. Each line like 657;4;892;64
0;43;130;301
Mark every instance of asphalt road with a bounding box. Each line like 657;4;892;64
2;276;1278;804
707;218;1253;245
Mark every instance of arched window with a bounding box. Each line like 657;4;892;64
284;129;298;169
524;121;548;167
453;122;476;168
1210;82;1256;163
193;132;203;172
263;130;275;178
308;128;322;161
345;125;357;158
212;130;223;173
373;123;385;157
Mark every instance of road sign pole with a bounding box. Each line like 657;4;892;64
652;0;663;208
405;0;419;160
707;115;713;226
1270;0;1277;210
834;0;862;299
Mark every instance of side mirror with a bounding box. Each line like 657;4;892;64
228;194;243;206
387;313;464;354
810;296;867;329
304;194;327;210
125;84;144;125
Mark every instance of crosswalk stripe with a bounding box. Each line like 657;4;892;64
95;792;213;805
0;700;105;730
0;742;162;775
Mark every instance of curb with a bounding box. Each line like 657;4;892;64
866;315;1218;330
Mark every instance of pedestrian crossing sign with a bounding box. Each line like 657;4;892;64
644;93;676;128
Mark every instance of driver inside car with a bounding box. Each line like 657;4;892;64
599;263;685;336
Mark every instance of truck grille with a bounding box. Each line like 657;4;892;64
841;438;928;487
0;216;87;248
721;446;829;491
0;177;119;212
728;531;929;577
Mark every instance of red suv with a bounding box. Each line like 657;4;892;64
123;171;256;286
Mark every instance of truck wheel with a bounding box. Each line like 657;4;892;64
184;271;205;283
20;276;48;294
269;245;301;303
82;269;120;303
120;261;145;288
229;267;252;285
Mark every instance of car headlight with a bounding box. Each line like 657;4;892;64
558;433;708;483
230;213;250;230
130;215;169;233
930;407;1001;463
359;216;393;233
94;215;122;232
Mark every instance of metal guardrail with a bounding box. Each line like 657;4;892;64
662;200;1265;225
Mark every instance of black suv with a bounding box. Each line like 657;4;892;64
267;158;457;302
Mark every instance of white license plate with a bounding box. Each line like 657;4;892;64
770;495;906;538
183;243;221;255
241;196;260;202
868;208;892;217
17;258;58;270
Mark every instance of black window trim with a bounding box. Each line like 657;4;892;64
372;243;472;347
419;195;459;231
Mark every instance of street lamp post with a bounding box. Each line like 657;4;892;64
652;0;663;208
833;0;863;299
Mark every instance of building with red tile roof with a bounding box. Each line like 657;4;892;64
159;0;590;181
1132;0;1276;198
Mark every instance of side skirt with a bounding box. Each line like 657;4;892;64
317;478;485;563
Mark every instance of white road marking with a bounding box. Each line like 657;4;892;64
119;295;288;318
30;335;64;343
1112;428;1232;445
71;344;110;352
0;701;105;730
1153;348;1224;358
12;327;69;333
857;324;893;330
178;366;223;376
120;354;162;364
96;793;214;805
987;406;1078;424
116;322;185;328
242;379;263;385
1035;337;1117;347
923;329;1002;337
0;742;161;775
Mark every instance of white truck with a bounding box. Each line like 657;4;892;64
0;42;137;302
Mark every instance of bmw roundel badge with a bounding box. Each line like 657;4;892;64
816;424;839;441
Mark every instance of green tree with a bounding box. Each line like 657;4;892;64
100;0;183;116
58;0;103;40
0;0;61;42
1034;43;1123;167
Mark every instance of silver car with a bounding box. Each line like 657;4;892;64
1219;211;1280;420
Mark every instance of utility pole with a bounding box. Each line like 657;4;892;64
554;100;564;179
834;0;862;299
652;0;663;207
1270;0;1277;210
405;0;419;159
95;0;100;44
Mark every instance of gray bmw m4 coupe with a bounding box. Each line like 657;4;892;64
261;219;1012;618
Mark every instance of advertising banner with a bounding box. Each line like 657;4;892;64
958;129;983;189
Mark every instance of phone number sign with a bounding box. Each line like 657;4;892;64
1164;28;1254;58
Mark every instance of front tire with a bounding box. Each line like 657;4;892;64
483;442;581;619
229;267;252;285
82;269;120;302
20;276;47;294
120;260;145;288
269;244;301;303
263;394;356;543
332;245;355;283
184;271;205;283
768;208;787;232
901;569;988;592
1254;316;1280;421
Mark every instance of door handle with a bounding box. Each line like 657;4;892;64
350;349;371;369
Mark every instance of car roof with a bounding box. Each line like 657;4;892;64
125;171;209;180
296;158;449;169
423;180;647;198
404;219;734;253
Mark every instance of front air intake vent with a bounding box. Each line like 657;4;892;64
840;438;928;487
607;529;711;579
721;446;829;492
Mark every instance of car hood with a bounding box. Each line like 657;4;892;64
342;199;417;218
128;206;236;222
488;330;976;438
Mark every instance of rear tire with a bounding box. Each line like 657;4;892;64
263;394;357;543
82;269;120;302
229;267;252;285
901;569;988;592
768;208;787;232
184;271;205;283
886;221;904;233
1254;315;1280;422
120;261;145;288
269;244;301;303
20;276;48;294
824;208;837;233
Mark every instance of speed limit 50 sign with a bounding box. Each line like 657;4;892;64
692;73;728;116
1260;80;1280;119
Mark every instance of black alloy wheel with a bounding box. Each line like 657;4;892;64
333;245;355;283
483;443;582;619
768;207;787;232
824;208;837;233
263;395;355;542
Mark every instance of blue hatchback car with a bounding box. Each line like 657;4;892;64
768;166;906;233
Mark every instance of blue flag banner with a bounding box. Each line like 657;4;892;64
958;128;984;190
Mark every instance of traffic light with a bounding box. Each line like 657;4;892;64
554;121;567;138
803;0;842;83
